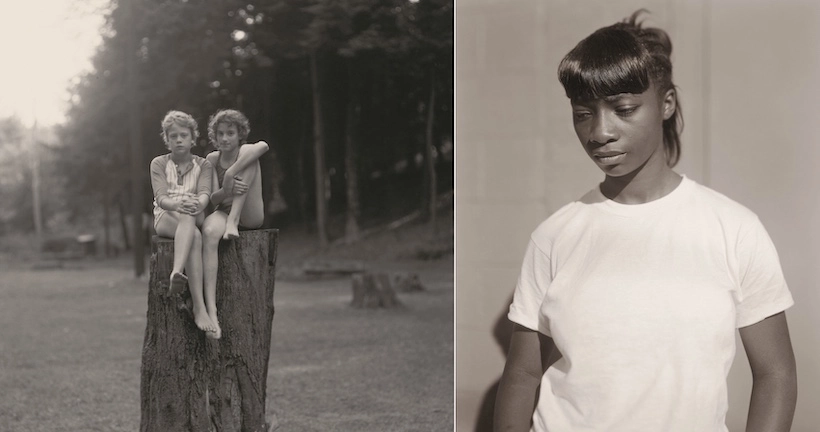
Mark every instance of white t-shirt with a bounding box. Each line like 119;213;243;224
508;176;794;432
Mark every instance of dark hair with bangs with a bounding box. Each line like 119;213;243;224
558;10;683;167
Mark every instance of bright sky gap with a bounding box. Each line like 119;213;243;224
0;0;108;126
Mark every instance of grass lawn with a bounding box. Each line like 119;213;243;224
0;233;453;431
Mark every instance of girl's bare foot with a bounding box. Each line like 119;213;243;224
193;306;216;333
169;272;188;295
223;223;239;240
206;311;222;339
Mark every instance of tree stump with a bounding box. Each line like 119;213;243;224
350;272;402;308
391;272;425;293
141;229;278;432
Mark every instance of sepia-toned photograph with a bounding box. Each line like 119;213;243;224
8;0;820;431
457;1;819;431
0;1;453;431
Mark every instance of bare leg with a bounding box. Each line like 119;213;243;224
202;211;227;339
224;161;263;239
185;228;215;334
239;161;264;229
156;212;195;295
195;209;205;227
156;211;215;333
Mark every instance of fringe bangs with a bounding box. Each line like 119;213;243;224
558;29;651;101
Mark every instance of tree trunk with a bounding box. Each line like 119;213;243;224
260;66;275;217
261;65;274;141
309;50;329;248
118;196;131;251
344;60;361;243
141;229;278;432
125;0;144;277
29;121;43;242
103;184;111;257
425;73;437;235
296;120;309;227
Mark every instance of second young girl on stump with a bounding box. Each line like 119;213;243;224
201;109;268;339
494;12;797;432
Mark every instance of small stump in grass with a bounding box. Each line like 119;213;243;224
351;272;402;308
391;272;425;293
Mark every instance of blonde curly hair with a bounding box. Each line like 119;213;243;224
160;110;200;145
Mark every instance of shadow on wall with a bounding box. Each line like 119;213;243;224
473;295;514;431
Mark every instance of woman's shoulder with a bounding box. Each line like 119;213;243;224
687;179;760;223
529;199;589;250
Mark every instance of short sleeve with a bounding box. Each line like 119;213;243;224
197;159;213;196
508;238;552;335
734;217;794;328
149;156;169;199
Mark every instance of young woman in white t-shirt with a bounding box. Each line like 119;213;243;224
494;11;797;432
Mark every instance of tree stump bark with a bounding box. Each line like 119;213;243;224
141;229;278;432
350;272;402;308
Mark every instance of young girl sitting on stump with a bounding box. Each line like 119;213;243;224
201;109;268;339
149;110;217;335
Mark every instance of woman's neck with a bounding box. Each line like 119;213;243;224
601;159;682;205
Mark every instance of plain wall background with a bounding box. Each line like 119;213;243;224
455;0;820;431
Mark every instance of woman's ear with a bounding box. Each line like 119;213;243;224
662;88;676;120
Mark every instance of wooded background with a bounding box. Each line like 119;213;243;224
0;0;453;271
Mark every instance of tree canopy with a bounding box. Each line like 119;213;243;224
53;0;453;247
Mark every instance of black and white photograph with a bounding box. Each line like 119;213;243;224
0;0;453;431
457;1;819;431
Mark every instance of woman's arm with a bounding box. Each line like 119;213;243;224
739;311;797;432
193;193;210;215
494;324;558;432
157;196;181;212
209;143;267;204
149;157;169;204
226;141;268;177
211;186;227;206
222;141;268;194
150;157;181;212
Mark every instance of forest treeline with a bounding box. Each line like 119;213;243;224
0;0;453;250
